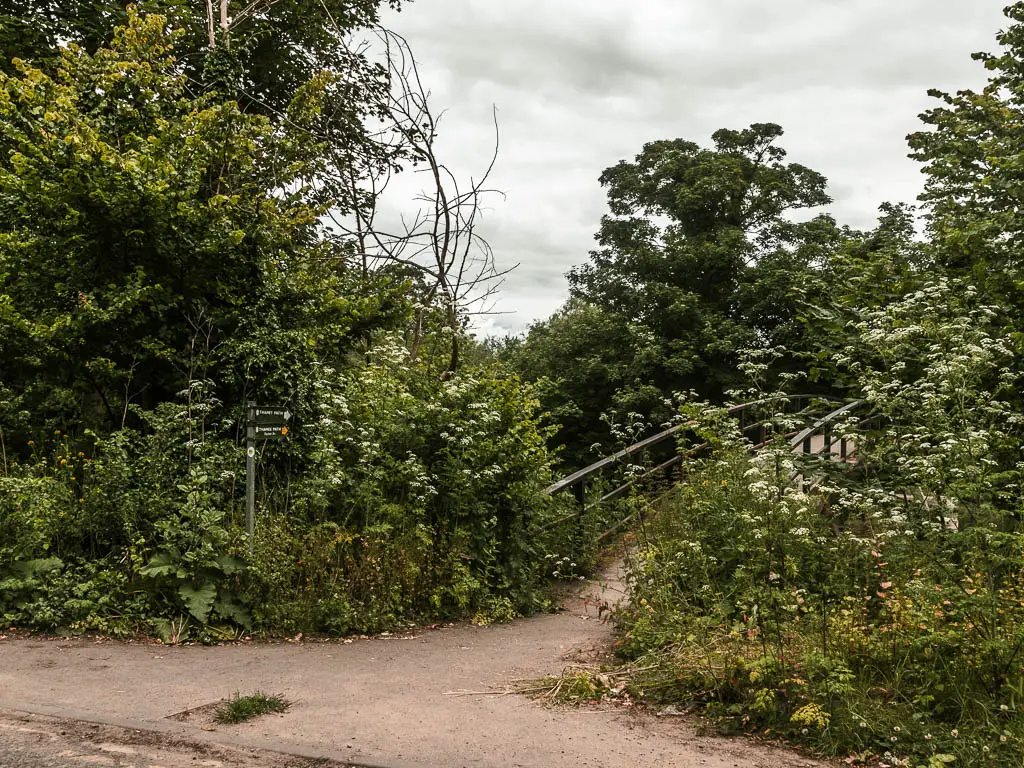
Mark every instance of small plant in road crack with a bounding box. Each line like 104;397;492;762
214;691;292;724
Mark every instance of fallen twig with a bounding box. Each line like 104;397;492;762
442;686;550;697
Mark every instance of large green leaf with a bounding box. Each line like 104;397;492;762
214;595;252;629
214;555;246;576
177;582;217;623
139;553;182;579
11;557;64;578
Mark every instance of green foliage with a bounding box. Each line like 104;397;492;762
909;2;1024;285
907;1;1024;436
0;388;247;636
0;330;565;638
508;124;845;464
245;335;563;633
501;299;667;467
0;0;401;124
574;123;836;394
594;13;1024;765
0;13;568;641
213;691;292;725
798;202;931;391
0;11;407;444
619;278;1024;765
0;557;147;637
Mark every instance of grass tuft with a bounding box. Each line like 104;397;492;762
213;691;292;724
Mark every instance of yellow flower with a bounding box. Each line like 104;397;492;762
790;703;830;728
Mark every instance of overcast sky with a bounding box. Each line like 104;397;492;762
377;1;1010;336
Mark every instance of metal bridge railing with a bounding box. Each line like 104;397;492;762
541;394;854;536
790;399;865;457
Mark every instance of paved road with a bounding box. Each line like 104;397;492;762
0;569;827;768
0;710;349;768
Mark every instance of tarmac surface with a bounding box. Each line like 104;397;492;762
0;709;348;767
0;568;828;768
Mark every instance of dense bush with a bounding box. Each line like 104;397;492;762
0;12;578;641
618;282;1024;766
0;335;570;639
246;336;568;634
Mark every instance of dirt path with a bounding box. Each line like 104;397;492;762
0;569;827;768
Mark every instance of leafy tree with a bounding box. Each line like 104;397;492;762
907;2;1024;426
908;3;1024;283
502;299;658;465
0;1;402;114
796;202;932;391
0;11;572;641
571;123;833;393
0;11;406;439
512;124;842;462
0;1;403;222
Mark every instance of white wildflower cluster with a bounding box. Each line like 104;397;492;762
824;276;1021;541
601;410;651;447
403;452;437;505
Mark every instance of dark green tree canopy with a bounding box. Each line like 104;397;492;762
0;12;406;436
909;1;1024;282
573;124;833;333
599;124;830;239
0;6;572;646
0;0;402;118
574;124;835;390
509;124;842;463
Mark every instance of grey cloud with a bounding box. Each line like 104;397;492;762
379;0;1010;333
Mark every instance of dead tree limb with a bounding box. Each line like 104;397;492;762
324;28;515;375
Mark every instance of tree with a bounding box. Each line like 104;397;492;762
0;6;569;641
502;299;657;466
512;124;840;462
0;11;406;439
0;1;402;113
908;2;1024;311
571;124;833;394
790;202;931;391
325;29;509;377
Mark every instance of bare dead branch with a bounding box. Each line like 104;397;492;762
301;21;512;372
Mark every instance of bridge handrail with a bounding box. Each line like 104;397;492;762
789;399;865;452
544;393;842;496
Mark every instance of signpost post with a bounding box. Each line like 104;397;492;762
244;403;292;553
